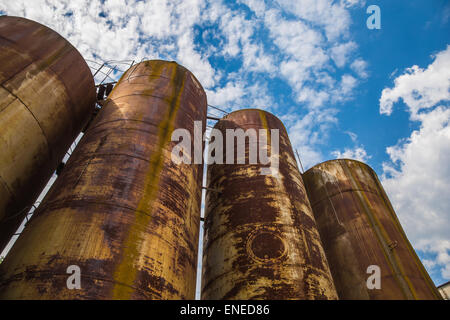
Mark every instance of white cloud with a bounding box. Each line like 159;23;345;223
331;146;371;162
351;58;369;79
341;0;366;7
380;45;450;118
260;4;363;109
216;8;254;57
176;31;217;88
346;131;358;142
338;74;357;95
330;41;357;68
380;46;450;281
206;79;275;111
281;108;339;169
296;87;330;109
199;0;365;114
275;0;353;40
381;106;450;281
330;131;371;164
238;0;266;18
206;81;245;107
242;42;275;73
247;81;277;110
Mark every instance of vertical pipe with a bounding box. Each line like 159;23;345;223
201;109;337;300
0;60;207;299
303;159;441;300
0;16;96;252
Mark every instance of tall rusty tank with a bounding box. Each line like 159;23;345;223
0;60;207;299
201;109;337;300
0;16;96;252
302;159;441;300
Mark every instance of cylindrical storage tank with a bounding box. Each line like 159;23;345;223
302;159;441;300
0;60;207;299
0;16;96;251
201;109;337;300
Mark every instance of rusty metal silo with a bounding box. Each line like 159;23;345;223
302;159;441;300
0;16;96;252
201;109;337;300
0;60;207;299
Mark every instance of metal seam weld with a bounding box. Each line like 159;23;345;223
0;83;53;164
0;36;36;86
0;99;15;114
109;91;199;104
0;33;92;125
201;263;331;292
85;118;162;133
0;171;15;202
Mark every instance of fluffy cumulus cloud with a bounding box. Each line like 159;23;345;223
380;46;450;281
351;58;369;79
331;130;371;163
281;108;339;168
380;46;450;119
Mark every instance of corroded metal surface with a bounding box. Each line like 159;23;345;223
201;109;337;300
0;60;207;299
303;159;442;300
0;16;96;251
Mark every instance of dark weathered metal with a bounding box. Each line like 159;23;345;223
201;109;337;300
0;16;96;252
303;159;442;300
0;60;207;299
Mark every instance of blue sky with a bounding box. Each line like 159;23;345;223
1;0;449;290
